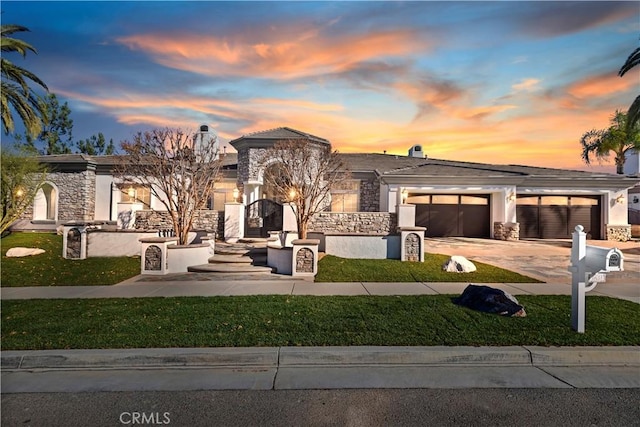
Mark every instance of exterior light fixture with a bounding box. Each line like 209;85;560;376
127;186;135;199
15;188;24;198
507;192;516;203
615;195;625;205
232;188;239;202
401;188;408;204
288;188;297;202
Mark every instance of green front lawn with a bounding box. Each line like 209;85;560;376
316;255;541;283
2;295;638;350
2;232;539;286
1;232;140;286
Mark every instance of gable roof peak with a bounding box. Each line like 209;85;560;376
230;126;330;145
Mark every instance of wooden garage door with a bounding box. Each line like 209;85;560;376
516;195;601;239
413;195;490;237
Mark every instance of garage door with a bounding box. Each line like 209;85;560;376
516;195;601;239
413;194;490;238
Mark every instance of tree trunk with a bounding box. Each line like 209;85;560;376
298;220;308;240
616;157;624;175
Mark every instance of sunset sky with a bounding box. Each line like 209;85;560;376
3;1;638;172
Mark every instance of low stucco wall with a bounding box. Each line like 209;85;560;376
321;234;401;259
267;244;293;275
87;230;158;257
167;244;209;273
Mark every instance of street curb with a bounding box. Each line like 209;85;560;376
2;346;639;371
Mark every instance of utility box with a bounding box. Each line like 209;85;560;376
585;246;624;273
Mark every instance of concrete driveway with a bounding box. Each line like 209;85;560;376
424;237;639;299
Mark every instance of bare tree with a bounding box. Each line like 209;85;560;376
117;128;222;245
260;139;349;239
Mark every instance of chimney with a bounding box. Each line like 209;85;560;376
408;145;425;158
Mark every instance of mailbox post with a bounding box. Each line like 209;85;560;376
569;225;624;333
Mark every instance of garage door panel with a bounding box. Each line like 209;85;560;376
540;206;569;238
569;206;601;239
517;195;601;239
430;204;460;236
415;195;490;238
461;205;490;237
516;206;539;238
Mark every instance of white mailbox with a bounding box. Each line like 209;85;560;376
570;225;625;333
585;245;624;273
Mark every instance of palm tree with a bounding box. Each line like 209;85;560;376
580;110;640;174
1;24;48;138
619;45;639;131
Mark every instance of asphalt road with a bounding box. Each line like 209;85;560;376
2;389;639;427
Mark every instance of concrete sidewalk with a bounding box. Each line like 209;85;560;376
3;346;639;392
2;279;639;303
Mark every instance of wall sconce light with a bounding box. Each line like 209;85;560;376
15;187;24;198
288;188;298;202
127;186;135;199
615;194;625;205
232;188;239;203
633;196;639;204
506;192;516;203
401;188;408;204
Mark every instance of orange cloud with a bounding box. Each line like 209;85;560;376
116;28;428;80
567;72;635;99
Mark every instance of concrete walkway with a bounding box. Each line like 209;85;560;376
2;279;639;303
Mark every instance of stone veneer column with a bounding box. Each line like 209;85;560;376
493;222;520;241
606;225;631;242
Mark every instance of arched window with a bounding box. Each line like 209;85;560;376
33;182;58;221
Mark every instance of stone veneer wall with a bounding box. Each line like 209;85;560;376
134;210;224;238
493;222;520;241
20;170;97;222
359;177;380;212
606;225;631;242
309;212;397;234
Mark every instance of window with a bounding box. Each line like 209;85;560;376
331;181;359;212
120;184;151;207
209;181;237;210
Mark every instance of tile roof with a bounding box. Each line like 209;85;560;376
35;151;636;182
228;127;330;145
337;153;618;178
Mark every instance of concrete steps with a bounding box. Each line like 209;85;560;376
187;263;274;273
187;239;272;274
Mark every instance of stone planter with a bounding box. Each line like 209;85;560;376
140;237;178;275
267;238;319;277
139;237;210;275
167;243;210;273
